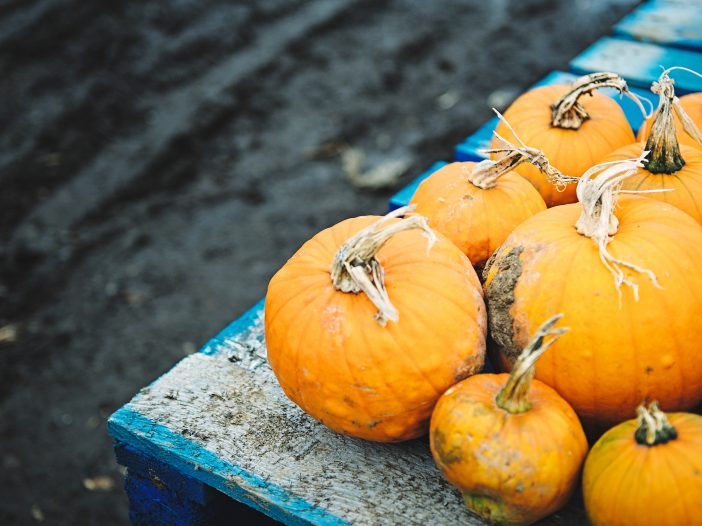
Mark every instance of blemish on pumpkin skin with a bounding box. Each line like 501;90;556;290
432;429;464;465
484;245;524;362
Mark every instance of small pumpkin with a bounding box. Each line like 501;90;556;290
583;402;702;526
410;130;547;270
430;315;587;526
602;69;702;224
265;207;486;442
483;157;702;430
494;72;640;206
638;91;702;151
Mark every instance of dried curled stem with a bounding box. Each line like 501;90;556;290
330;205;436;326
478;109;576;191
496;314;568;414
635;401;678;446
575;154;666;301
646;67;702;174
551;72;649;130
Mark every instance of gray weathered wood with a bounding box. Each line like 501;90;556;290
125;313;488;526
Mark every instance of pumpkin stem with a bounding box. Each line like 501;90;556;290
574;155;664;301
635;401;678;446
645;67;702;174
330;205;437;326
551;72;648;130
472;110;568;190
495;314;568;414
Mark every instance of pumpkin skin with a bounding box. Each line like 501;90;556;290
494;85;635;206
637;92;702;151
410;162;546;269
430;373;588;526
266;215;487;442
483;196;702;430
583;411;702;526
602;142;702;224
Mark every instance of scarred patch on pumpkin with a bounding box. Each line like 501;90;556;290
484;245;523;363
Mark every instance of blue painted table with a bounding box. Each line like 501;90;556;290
570;37;702;93
614;0;702;51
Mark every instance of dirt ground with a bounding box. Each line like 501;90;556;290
1;1;639;524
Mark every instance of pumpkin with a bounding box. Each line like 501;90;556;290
265;207;487;442
638;92;702;151
494;72;640;206
602;69;702;224
483;157;702;431
410;131;547;270
583;402;702;526
430;315;587;526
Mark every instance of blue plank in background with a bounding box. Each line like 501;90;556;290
614;0;702;51
387;161;447;211
453;70;658;163
570;37;702;94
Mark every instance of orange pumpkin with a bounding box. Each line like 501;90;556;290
583;402;702;526
431;315;587;526
410;137;547;269
266;208;486;442
638;92;702;151
494;72;637;206
483;158;702;431
603;71;702;224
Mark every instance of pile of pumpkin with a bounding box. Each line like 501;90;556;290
264;67;702;525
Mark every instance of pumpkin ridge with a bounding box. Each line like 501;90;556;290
397;282;484;387
293;292;333;418
548;238;587;401
628;220;697;408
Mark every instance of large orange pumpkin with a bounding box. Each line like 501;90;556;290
638;92;702;151
430;315;587;526
483;158;702;430
410;137;547;269
266;208;487;442
583;402;702;526
494;72;638;206
603;71;702;224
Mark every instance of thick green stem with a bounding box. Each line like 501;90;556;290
495;315;567;414
634;402;678;446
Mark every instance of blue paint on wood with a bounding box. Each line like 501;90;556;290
108;407;351;526
125;473;214;526
387;161;448;211
452;70;658;164
570;37;702;94
200;298;265;356
116;442;213;505
614;0;702;51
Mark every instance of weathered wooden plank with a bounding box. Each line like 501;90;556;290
453;70;658;164
387;161;448;211
109;303;583;525
614;0;702;51
570;37;702;93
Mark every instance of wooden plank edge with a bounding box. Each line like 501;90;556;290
108;406;352;526
200;298;266;356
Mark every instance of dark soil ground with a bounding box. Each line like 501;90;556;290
1;1;639;524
